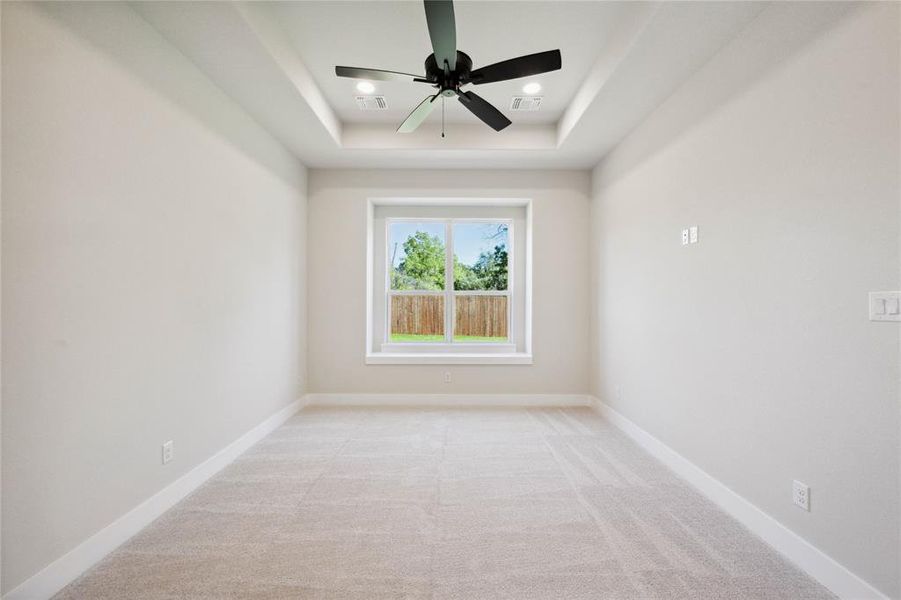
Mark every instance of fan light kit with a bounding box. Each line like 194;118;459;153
355;81;375;94
336;0;561;136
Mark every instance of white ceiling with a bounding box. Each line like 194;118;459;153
269;1;635;125
134;1;769;169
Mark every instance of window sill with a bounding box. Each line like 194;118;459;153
381;342;516;353
365;352;533;365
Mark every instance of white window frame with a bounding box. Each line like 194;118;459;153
366;198;532;365
383;217;513;350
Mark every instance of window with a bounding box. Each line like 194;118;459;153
388;220;511;344
367;199;532;365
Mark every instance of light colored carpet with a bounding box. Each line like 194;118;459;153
55;407;834;599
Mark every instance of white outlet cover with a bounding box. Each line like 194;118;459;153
681;229;689;245
162;440;174;464
869;291;901;322
792;480;810;511
689;226;699;244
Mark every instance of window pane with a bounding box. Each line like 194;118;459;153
389;222;446;291
452;222;508;291
454;294;508;342
390;294;445;342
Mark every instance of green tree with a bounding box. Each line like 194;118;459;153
392;229;508;291
392;231;445;290
453;257;481;290
453;244;508;290
472;244;508;290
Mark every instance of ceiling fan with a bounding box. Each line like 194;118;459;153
335;0;561;135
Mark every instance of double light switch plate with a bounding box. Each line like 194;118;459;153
869;291;901;322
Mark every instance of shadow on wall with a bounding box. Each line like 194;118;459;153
306;169;592;197
596;2;861;188
30;2;302;189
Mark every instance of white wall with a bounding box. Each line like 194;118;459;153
308;169;590;395
589;3;899;597
1;2;307;593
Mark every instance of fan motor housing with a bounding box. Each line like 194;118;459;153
425;51;472;93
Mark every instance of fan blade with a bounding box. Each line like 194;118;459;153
455;90;511;131
469;49;561;85
397;94;440;133
424;0;456;71
335;66;426;82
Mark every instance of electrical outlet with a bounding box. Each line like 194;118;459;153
689;226;699;244
681;229;689;245
162;440;174;465
792;480;809;511
444;371;452;384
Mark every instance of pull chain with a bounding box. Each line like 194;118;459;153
441;96;446;139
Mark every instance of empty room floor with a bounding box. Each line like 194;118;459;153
55;407;833;599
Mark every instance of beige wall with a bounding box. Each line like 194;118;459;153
3;0;898;596
308;169;590;395
589;3;900;596
1;2;307;592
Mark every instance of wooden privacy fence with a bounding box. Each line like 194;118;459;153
391;294;508;338
391;295;445;336
454;295;507;338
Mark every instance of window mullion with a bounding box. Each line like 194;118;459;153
444;221;454;343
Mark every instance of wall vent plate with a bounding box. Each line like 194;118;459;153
355;95;388;111
509;96;542;111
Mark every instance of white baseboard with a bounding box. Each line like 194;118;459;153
591;398;889;600
3;397;306;600
305;393;592;407
11;394;881;599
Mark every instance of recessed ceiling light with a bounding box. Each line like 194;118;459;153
522;82;541;95
356;81;375;94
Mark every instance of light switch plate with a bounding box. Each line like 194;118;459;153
869;291;901;322
681;229;689;246
689;226;699;244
